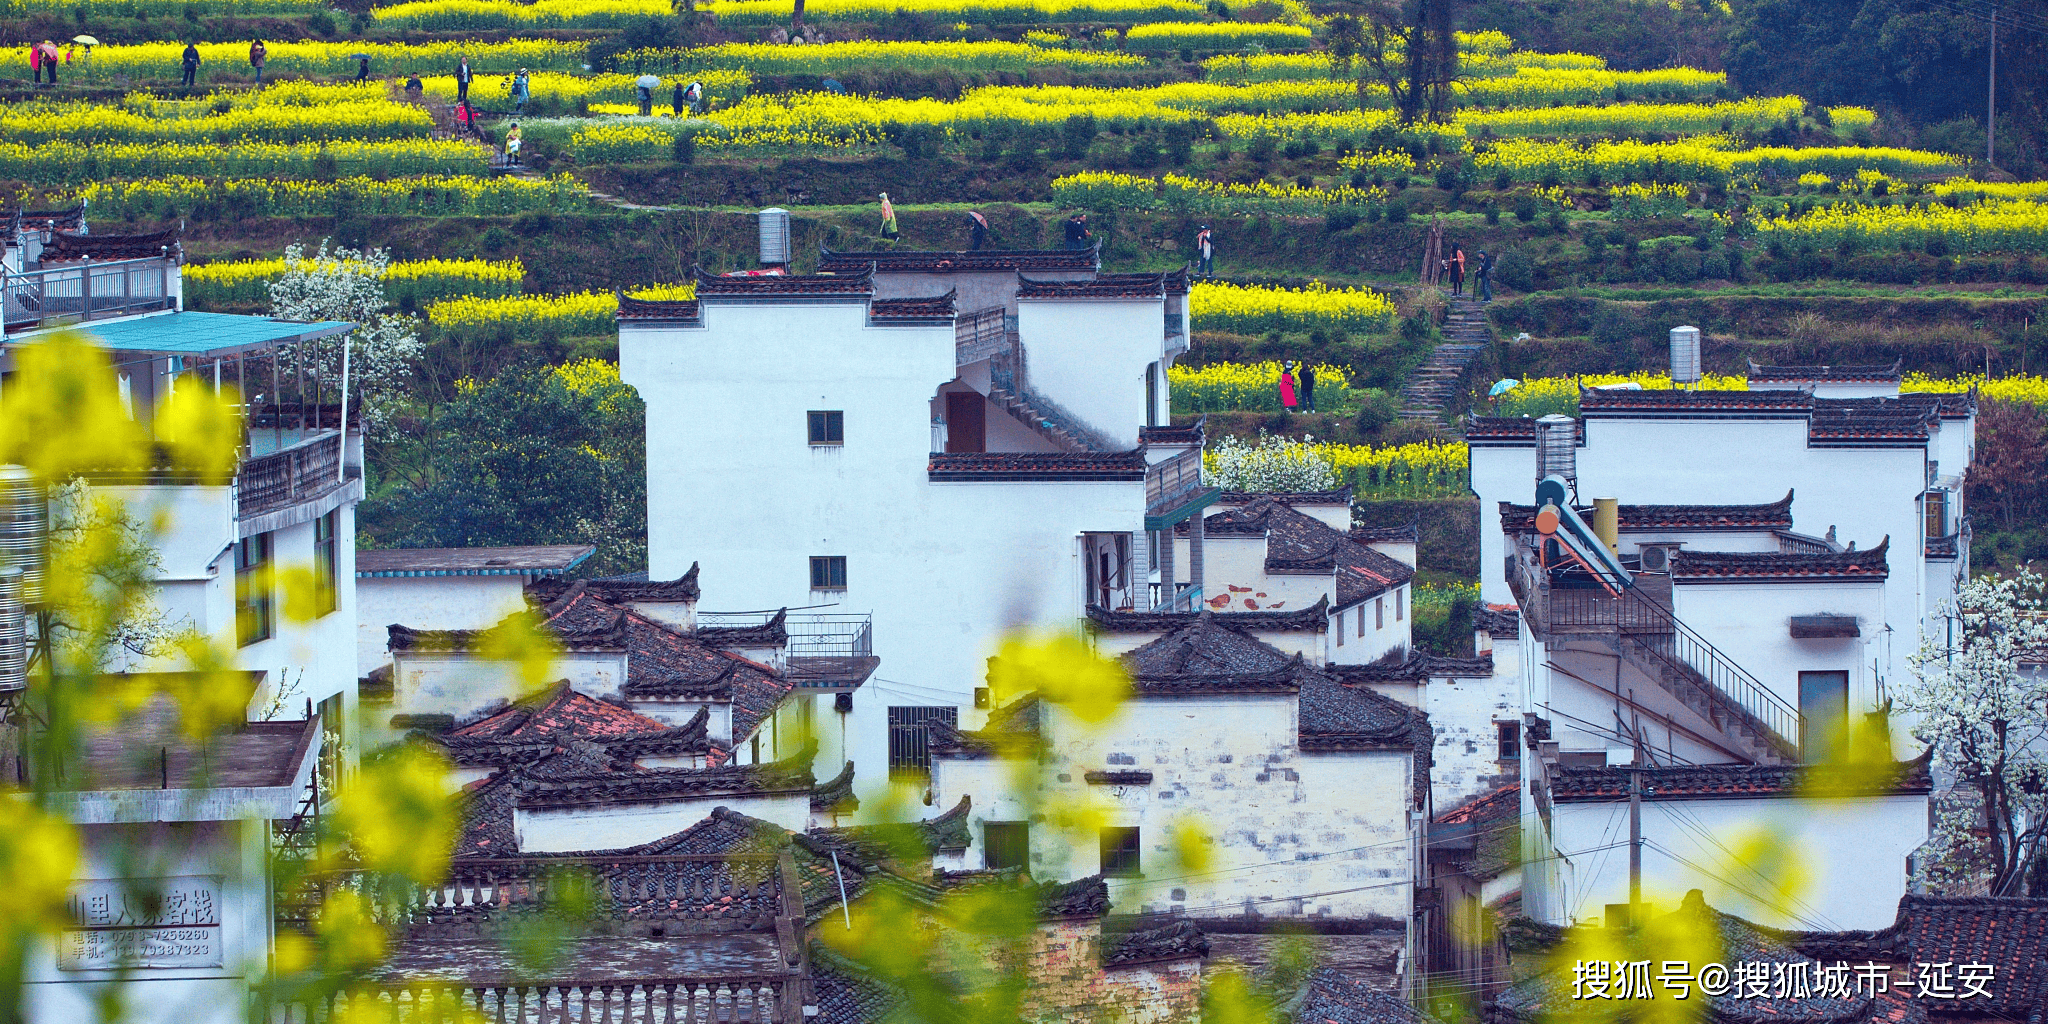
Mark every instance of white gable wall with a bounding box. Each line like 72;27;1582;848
356;575;529;677
515;792;810;853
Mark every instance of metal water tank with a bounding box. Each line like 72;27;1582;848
1670;325;1702;384
758;208;791;267
0;467;37;693
1535;414;1577;494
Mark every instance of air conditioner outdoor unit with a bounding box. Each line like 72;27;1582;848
1640;545;1671;572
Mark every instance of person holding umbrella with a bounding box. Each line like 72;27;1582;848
965;210;989;250
37;40;60;84
1278;361;1299;413
354;54;370;81
1486;378;1520;412
180;39;200;87
635;73;660;116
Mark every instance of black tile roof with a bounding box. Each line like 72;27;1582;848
1500;491;1796;533
615;293;703;324
811;760;859;814
1017;270;1180;299
1350;522;1419;544
1292;968;1430;1024
927;450;1148;482
930;695;1041;758
1121;613;1306;693
1220;487;1354;506
1328;651;1495;683
1671;539;1890;580
696;608;789;648
1185;498;1414;608
1579;388;1816;415
1101;919;1208;968
1475;605;1521;636
1748;358;1902;383
42;226;177;263
1550;751;1932;802
1140;419;1206;445
818;245;1099;275
1036;875;1112;919
810;796;973;860
1086;595;1331;633
512;744;818;809
868;291;957;323
626;807;874;920
357;544;596;577
807;946;907;1024
529;563;701;604
693;264;874;297
1465;416;1583;445
1927;533;1961;560
387;616;627;653
1296;672;1430;754
1786;896;2048;1017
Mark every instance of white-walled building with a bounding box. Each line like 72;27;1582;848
354;544;593;677
930;612;1431;934
1464;368;1966;931
617;246;1216;808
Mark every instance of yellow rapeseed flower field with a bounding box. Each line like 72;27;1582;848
2;40;589;84
1168;361;1352;412
1903;373;2048;406
1753;199;2048;254
186;257;524;306
374;0;671;29
1189;280;1396;334
1474;138;1961;187
624;40;1148;73
1312;439;1470;498
79;174;587;219
700;0;1206;23
0;138;486;184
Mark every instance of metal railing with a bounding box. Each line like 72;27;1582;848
1154;583;1204;613
788;613;871;660
1146;447;1203;514
1508;535;1801;758
238;431;343;518
289;977;792;1023
2;255;174;331
955;305;1015;365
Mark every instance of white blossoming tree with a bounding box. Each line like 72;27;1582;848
266;240;422;435
1898;570;2048;894
1205;431;1339;493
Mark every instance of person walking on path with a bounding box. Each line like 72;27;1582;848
404;71;422;99
455;56;472;103
1063;213;1092;250
247;39;265;87
1299;362;1317;412
505;122;522;166
965;210;989;250
38;40;60;84
180;41;200;87
1278;361;1299;413
879;192;900;241
510;68;529;114
1476;250;1494;302
635;73;659;116
680;80;703;115
1449;246;1466;297
1195;224;1214;276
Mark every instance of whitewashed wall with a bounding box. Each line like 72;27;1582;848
931;695;1415;921
1670;579;1885;727
356;576;529;677
1547;793;1926;930
516;792;810;853
1427;666;1521;809
1014;299;1163;449
623;303;1152;808
1328;586;1410;666
389;650;627;723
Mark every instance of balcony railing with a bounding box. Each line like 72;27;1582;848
1146;447;1203;514
789;613;871;660
955;305;1016;365
2;256;175;332
292;977;793;1023
238;430;343;518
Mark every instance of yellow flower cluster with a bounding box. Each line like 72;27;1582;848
1753;199;2048;255
1608;181;1690;219
1050;171;1384;215
1902;373;2048;406
3;40;589;83
0;138;486;184
418;70;752;110
1124;22;1315;52
1338;149;1417;175
78;174;587;219
700;0;1205;24
1928;179;2048;203
0;97;433;145
626;40;1148;73
374;0;670;29
1474;138;1961;187
0;0;313;12
1204;45;1601;83
1312;440;1470;499
1462;95;1806;139
1189;280;1396;335
626;282;698;301
186;257;524;306
427;291;620;339
570;122;674;162
1168;360;1351;413
1216;108;1468;147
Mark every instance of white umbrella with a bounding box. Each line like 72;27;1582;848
636;74;660;90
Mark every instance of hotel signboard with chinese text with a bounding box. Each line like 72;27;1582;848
58;876;224;971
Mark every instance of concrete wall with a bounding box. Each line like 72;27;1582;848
389;650;628;722
1547;793;1927;931
356;575;528;677
1015;298;1162;450
623;302;1152;808
1670;578;1885;731
931;695;1415;921
1426;665;1521;810
1329;586;1411;666
26;820;268;1024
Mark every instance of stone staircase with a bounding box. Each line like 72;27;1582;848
989;351;1110;452
1398;298;1493;421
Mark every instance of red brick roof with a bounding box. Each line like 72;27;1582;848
1435;784;1518;827
926;451;1147;482
1672;539;1889;580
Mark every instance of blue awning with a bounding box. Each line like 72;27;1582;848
13;311;354;358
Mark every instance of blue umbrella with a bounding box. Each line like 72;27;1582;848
1488;378;1521;397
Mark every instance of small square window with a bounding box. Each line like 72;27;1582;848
985;821;1030;870
1497;721;1521;761
1100;826;1141;877
810;556;847;590
808;410;844;446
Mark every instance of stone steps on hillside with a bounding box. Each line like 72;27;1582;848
1397;300;1494;421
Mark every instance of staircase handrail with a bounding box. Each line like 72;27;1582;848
1611;580;1803;757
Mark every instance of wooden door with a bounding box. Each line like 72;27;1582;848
946;391;986;453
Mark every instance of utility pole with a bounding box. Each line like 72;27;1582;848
1629;728;1644;928
1988;5;1999;168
